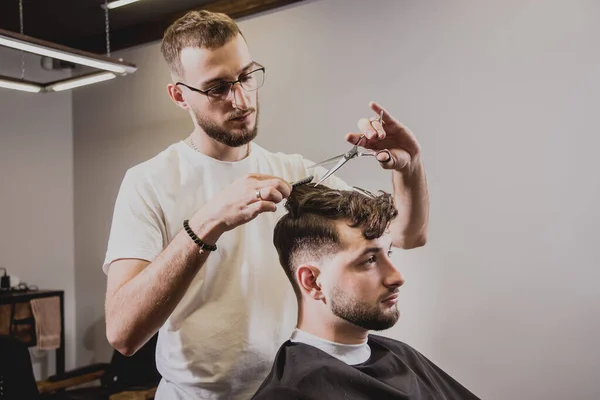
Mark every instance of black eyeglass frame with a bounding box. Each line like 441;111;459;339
175;65;266;101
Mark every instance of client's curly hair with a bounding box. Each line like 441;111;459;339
273;183;398;299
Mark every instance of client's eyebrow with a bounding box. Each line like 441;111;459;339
358;242;393;258
201;62;257;88
360;247;383;257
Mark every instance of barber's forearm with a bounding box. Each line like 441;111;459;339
391;159;429;249
106;213;223;355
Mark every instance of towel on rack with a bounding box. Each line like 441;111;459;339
30;296;61;350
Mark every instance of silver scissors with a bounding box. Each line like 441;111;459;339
307;111;391;186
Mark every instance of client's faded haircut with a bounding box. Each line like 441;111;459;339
273;184;398;299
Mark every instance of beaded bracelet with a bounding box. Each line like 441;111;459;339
183;219;217;253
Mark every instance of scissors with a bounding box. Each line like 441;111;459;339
307;111;391;186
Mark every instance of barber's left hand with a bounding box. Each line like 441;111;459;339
346;101;422;174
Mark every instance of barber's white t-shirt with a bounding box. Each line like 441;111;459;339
103;140;351;400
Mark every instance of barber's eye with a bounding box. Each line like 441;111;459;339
209;84;230;95
387;250;393;257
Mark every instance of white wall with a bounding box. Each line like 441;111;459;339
0;48;76;378
72;1;600;399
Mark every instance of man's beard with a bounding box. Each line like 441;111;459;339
193;105;259;148
330;285;400;331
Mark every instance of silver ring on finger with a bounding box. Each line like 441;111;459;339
255;189;262;200
377;150;394;166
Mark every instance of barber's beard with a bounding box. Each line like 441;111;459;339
193;105;259;148
330;285;399;331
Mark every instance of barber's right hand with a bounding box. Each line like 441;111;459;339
191;173;292;238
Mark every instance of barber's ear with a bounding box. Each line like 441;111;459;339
297;264;325;301
167;83;189;110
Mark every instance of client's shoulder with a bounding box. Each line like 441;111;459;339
252;341;351;399
270;340;337;380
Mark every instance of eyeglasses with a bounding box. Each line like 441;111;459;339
176;65;265;103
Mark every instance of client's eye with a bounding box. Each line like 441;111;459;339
365;255;377;265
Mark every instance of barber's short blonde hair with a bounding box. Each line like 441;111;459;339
161;10;243;77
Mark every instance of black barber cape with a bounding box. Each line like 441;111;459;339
251;334;480;400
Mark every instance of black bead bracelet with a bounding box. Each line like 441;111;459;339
183;219;217;252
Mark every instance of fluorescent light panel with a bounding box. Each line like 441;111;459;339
106;0;142;9
0;71;117;93
0;29;137;75
47;72;117;92
0;77;42;93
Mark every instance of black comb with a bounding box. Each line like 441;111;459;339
291;175;314;188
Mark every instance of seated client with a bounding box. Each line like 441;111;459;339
252;184;480;400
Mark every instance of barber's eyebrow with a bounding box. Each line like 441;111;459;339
201;62;257;88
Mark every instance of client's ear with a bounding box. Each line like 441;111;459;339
297;264;324;301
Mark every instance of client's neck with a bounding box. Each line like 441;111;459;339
297;302;369;345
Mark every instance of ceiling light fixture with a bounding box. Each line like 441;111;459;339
0;75;42;93
46;71;117;92
0;30;137;75
0;0;137;93
104;0;142;10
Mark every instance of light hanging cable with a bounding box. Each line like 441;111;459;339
19;0;25;79
105;0;111;57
